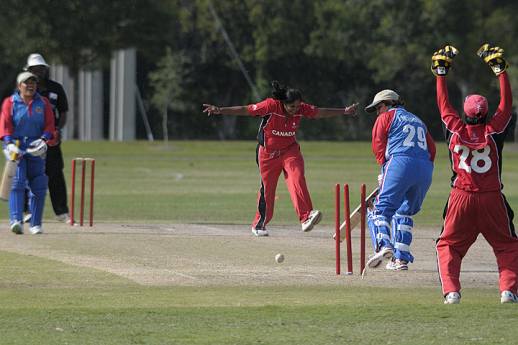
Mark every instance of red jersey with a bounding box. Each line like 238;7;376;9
247;98;318;150
436;73;512;192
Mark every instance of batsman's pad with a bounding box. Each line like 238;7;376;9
431;45;459;76
368;213;392;252
391;214;414;263
27;174;48;226
477;43;508;76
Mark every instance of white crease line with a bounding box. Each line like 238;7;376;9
163;269;197;280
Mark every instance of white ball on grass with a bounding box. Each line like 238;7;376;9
275;253;284;263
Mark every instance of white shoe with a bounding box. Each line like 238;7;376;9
23;213;32;223
501;290;518;304
56;213;71;223
385;258;408;271
301;210;322;232
251;227;269;237
366;246;393;268
29;225;43;235
444;292;461;304
10;221;23;235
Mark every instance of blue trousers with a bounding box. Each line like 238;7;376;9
377;156;433;217
368;156;433;261
9;155;47;227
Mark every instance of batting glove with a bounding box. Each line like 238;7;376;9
431;45;459;76
6;143;20;156
477;43;508;76
27;138;48;157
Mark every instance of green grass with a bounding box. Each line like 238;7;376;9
4;140;517;226
2;298;517;345
1;250;518;345
1;140;518;344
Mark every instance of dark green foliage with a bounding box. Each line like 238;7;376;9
1;0;517;139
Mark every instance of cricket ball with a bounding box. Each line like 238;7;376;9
275;253;284;263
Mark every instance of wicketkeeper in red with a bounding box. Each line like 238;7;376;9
204;81;358;236
432;44;518;304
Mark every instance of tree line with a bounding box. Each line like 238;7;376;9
0;0;517;140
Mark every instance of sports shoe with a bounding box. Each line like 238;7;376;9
29;225;43;235
56;213;71;223
23;212;32;223
500;290;518;304
10;221;23;235
444;292;461;304
301;210;322;232
386;258;408;271
366;246;393;268
251;227;269;237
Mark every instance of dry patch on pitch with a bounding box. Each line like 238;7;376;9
0;222;500;289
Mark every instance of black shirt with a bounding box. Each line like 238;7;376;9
37;79;69;128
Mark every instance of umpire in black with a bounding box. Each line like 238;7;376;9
25;53;71;223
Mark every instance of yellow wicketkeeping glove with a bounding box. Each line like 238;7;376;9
431;45;459;76
477;43;508;76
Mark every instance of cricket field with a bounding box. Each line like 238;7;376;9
0;141;517;344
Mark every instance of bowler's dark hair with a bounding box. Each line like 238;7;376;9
271;81;302;103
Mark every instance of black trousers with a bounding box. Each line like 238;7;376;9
25;143;69;216
46;144;69;215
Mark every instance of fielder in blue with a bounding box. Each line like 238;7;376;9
364;90;436;271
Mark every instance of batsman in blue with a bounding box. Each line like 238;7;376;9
363;89;436;272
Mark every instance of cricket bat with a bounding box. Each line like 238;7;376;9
0;147;19;201
335;187;379;242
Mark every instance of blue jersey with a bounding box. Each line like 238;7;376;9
0;92;54;146
371;106;435;215
385;107;431;160
11;92;49;139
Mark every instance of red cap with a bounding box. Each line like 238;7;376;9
463;94;488;119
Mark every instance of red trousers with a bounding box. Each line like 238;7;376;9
252;143;313;229
436;188;518;295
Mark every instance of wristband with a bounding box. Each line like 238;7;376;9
41;132;51;141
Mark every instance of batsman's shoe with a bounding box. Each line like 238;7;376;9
366;246;393;269
444;292;461;304
23;212;32;224
301;210;322;232
251;227;269;237
501;290;518;304
29;225;43;235
10;221;23;235
385;258;408;271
